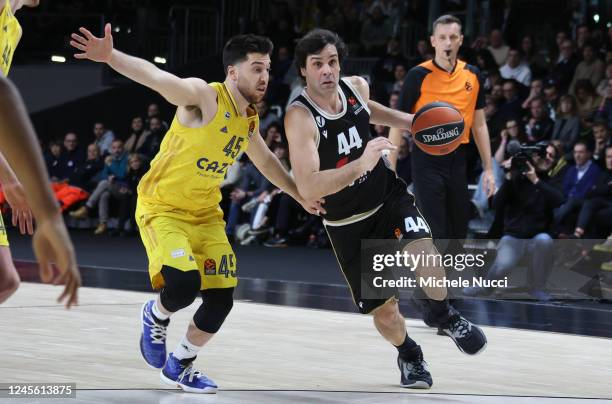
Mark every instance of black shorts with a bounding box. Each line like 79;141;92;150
324;179;432;314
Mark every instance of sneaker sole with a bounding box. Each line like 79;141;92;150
400;381;432;389
438;328;488;356
139;301;165;369
160;371;217;394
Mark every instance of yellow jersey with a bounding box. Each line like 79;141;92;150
0;0;22;76
138;82;259;215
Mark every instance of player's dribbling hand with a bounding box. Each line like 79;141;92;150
359;137;397;172
32;213;81;309
3;181;34;235
299;197;326;216
70;23;114;63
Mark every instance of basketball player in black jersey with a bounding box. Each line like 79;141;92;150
285;29;487;389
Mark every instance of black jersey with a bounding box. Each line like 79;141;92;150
290;77;395;221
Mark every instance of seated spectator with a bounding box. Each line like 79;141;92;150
497;80;523;122
388;91;399;109
391;63;407;93
546;140;569;190
592;120;611;167
551;39;579;94
109;153;147;237
574;79;603;125
596;63;612;97
524;97;553;143
465;147;565;300
57;132;85;182
372;124;389;138
360;5;393;56
573;146;612;238
409;40;433;67
136;116;165;162
263;122;283;148
395;133;412;186
543;79;561;120
371;37;408;84
595;78;612;128
494;118;528;166
124;116;147;155
69;143;104;192
69;139;129;235
44;139;62;181
520;34;547;77
92;122;114;157
146;103;168;131
487;29;510;67
521;78;544;111
256;99;280;135
551;94;581;159
554;141;602;234
484;95;505;147
475;48;499;90
569;44;605;94
499;48;532;87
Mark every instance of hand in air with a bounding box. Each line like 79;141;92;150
70;23;114;63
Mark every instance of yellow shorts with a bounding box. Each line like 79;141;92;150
136;203;236;291
0;214;8;246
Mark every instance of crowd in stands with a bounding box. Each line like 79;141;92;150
4;2;609;294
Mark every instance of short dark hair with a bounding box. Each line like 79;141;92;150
593;119;609;130
294;29;348;83
574;139;592;153
222;34;273;75
432;14;462;34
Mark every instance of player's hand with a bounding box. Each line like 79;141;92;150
482;168;497;198
32;212;81;309
3;181;34;235
71;23;114;63
300;196;326;216
359;137;397;172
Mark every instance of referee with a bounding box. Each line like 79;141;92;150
390;15;495;327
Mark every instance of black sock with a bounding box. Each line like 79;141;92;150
151;312;170;326
395;333;419;360
428;299;453;325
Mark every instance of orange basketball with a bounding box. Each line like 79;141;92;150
411;102;465;156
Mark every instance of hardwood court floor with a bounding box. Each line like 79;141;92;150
0;283;610;403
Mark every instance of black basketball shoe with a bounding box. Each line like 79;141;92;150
397;346;433;389
438;314;487;355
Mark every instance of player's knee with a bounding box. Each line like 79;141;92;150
159;266;201;312
0;271;20;301
193;288;234;333
373;299;399;326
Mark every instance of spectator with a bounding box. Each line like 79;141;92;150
487;29;510;67
520;34;547;77
485;95;505;141
391;63;407;93
551;39;579;93
573;146;612;238
554;141;602;234
69;139;129;235
500;48;532;86
388;91;399;109
575;24;591;54
93;122;114;156
124;116;147;155
372;124;389;138
69;143;104;192
498;80;523;122
547;140;570;190
569;44;605;94
524;97;553;143
146;102;168;131
371;37;408;84
543;79;561;120
256;99;280;135
137;116;165;162
44;139;62;181
395;133;412;185
360;5;393;56
574;79;603;124
109;153;147;237
494;118;528;166
57;132;85;182
521;78;544;111
594;77;612;127
490;82;504;105
592;120;611;167
596;63;612;97
263;122;283;149
409;38;433;68
551;94;581;159
475;48;498;90
465;146;565;300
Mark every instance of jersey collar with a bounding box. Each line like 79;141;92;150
432;58;459;74
221;82;257;118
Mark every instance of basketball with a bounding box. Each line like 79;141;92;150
411;102;465;156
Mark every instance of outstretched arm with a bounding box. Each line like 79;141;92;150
70;23;215;109
0;77;80;307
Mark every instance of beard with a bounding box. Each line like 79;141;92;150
237;79;265;104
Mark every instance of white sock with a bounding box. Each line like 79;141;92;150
152;300;170;321
173;336;202;361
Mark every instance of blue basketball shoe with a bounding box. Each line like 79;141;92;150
140;300;169;368
160;353;218;393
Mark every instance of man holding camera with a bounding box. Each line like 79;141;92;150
464;143;565;300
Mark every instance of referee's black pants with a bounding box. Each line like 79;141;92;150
410;144;469;326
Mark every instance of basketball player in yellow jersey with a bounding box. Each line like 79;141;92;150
71;23;324;393
0;0;80;308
